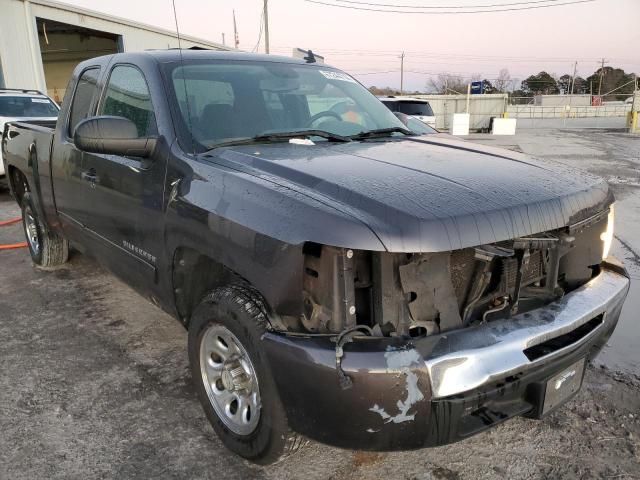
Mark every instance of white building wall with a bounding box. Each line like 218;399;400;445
0;0;230;92
0;0;43;90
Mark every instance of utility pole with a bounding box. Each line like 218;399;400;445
221;32;226;46
263;0;270;54
399;52;405;95
570;61;577;94
233;9;239;49
597;58;608;96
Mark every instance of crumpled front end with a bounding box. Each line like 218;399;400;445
261;205;628;450
263;261;628;450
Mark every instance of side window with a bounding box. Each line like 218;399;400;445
382;101;397;111
68;68;100;136
100;65;157;137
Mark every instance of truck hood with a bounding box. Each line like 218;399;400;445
209;136;611;252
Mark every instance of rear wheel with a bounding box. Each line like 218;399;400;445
21;192;68;267
188;285;306;464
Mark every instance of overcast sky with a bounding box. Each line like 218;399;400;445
65;0;639;91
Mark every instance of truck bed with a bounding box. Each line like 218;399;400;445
2;120;57;223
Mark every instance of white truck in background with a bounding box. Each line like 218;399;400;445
379;96;437;129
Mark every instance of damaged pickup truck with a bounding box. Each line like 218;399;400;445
2;50;629;464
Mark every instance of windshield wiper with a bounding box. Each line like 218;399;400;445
349;127;413;140
205;129;351;150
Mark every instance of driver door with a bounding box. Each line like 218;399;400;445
80;64;165;288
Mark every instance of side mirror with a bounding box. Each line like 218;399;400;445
74;116;157;157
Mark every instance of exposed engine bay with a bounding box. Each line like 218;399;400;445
297;208;612;338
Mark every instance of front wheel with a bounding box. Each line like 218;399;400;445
188;285;306;464
21;192;68;267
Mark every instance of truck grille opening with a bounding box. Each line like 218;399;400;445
523;314;604;361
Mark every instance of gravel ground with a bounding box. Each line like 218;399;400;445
0;129;639;480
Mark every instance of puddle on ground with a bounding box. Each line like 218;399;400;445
592;239;640;376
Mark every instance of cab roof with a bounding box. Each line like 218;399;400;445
106;49;334;68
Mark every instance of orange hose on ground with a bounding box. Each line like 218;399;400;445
0;216;27;249
0;242;27;250
0;217;21;227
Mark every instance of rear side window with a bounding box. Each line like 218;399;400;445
0;96;58;117
397;101;434;116
381;101;398;111
68;68;100;136
100;65;157;137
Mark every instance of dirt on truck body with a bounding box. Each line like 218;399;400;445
1;50;628;464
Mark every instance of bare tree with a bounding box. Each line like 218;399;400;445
494;68;511;93
427;74;468;94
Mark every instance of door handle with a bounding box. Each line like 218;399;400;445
81;170;99;187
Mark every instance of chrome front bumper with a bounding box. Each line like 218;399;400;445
423;265;630;399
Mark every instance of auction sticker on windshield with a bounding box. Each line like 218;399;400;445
319;70;357;83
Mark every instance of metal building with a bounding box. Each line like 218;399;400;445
0;0;230;103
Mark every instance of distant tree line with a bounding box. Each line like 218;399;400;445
368;86;422;96
368;66;637;101
514;67;636;100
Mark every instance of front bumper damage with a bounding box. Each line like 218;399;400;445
263;260;629;451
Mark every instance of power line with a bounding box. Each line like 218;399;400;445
263;44;637;64
351;70;400;75
309;53;611;64
303;0;596;14
332;0;568;9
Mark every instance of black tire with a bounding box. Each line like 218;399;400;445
188;284;306;464
21;192;69;267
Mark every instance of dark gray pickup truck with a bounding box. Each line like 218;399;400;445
1;50;629;464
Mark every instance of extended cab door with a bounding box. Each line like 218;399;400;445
52;67;101;240
79;64;166;287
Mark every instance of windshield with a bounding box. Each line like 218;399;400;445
0;95;59;117
397;101;434;117
164;60;407;151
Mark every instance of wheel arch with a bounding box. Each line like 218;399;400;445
7;165;29;205
171;246;287;331
172;246;235;326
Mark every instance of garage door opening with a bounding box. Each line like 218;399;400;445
37;18;121;103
